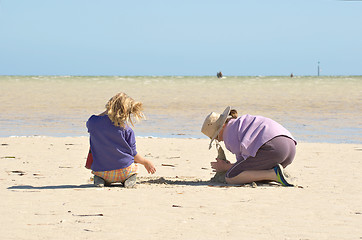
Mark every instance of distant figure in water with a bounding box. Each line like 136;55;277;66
290;73;294;78
217;71;223;78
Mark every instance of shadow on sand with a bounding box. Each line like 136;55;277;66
8;176;283;190
8;184;97;190
7;177;235;190
138;177;297;188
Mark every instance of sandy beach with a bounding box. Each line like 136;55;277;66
1;0;362;238
1;136;361;240
1;75;361;239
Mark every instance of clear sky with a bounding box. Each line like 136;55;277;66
0;0;361;76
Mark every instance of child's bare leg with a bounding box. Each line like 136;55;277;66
226;169;277;185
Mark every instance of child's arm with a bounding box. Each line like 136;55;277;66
134;153;156;174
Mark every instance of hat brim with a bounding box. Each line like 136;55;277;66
209;106;231;149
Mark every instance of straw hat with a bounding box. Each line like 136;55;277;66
201;106;231;149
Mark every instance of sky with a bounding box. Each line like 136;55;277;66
0;0;361;76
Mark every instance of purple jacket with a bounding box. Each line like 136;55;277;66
223;115;296;161
86;115;137;171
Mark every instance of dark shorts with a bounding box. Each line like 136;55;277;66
226;136;296;179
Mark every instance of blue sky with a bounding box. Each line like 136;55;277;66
0;0;361;76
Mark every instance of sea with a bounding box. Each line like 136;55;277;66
0;75;361;144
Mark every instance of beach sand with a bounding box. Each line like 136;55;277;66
1;136;361;240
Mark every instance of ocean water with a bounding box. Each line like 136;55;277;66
0;75;361;143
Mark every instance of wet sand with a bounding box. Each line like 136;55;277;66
1;76;361;143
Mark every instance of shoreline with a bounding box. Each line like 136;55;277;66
1;75;361;145
1;134;361;145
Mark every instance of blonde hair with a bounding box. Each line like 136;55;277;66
105;92;145;128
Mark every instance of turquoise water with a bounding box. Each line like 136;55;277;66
0;75;361;143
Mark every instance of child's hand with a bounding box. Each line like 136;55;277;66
134;153;156;174
143;159;156;174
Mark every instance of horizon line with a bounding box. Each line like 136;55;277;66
1;74;362;77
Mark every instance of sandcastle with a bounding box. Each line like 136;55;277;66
210;142;228;184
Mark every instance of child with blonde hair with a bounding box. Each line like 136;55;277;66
86;92;156;187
